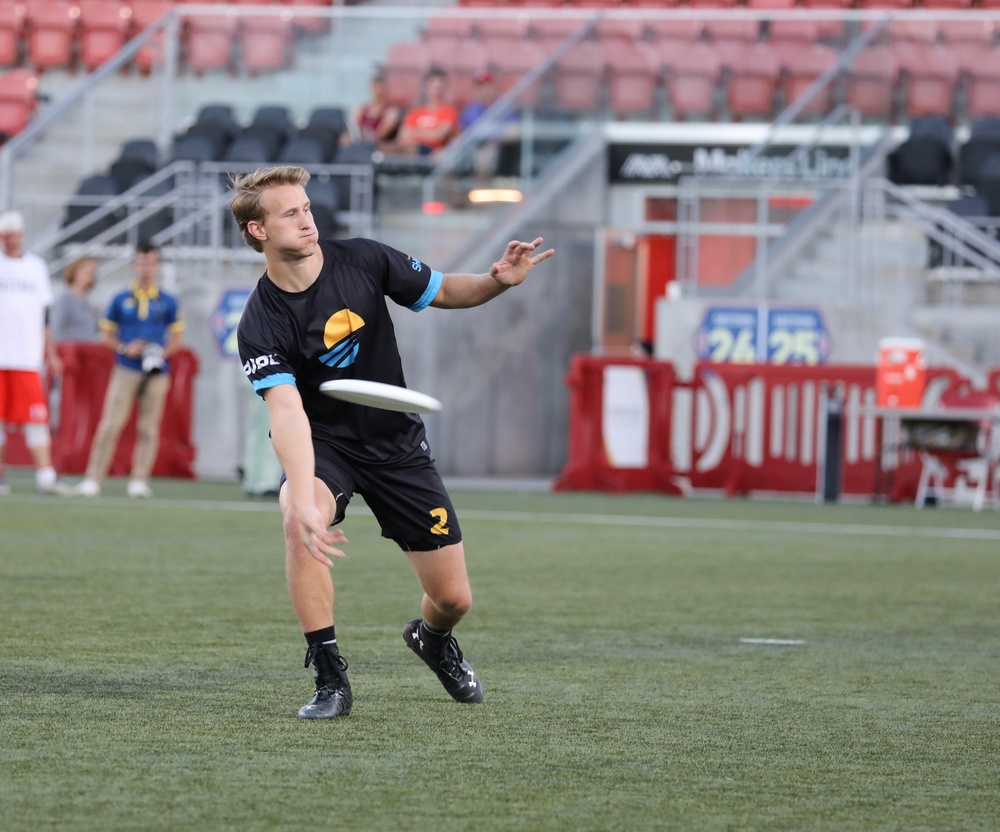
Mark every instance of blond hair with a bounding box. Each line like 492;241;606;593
229;166;311;252
63;255;98;286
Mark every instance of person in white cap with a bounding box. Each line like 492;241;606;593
0;210;73;496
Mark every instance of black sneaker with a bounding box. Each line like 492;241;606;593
298;642;353;719
403;619;484;704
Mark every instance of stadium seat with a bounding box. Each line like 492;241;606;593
77;0;132;72
768;19;822;45
0;0;26;68
528;17;594;48
283;0;332;36
844;47;898;120
887;20;938;44
893;42;959;119
595;17;646;45
129;0;171;74
248;104;296;150
62;173;120;242
888;117;954;186
239;13;293;77
276;135;325;165
109;137;160;191
0;68;39;140
645;20;703;44
484;40;545;108
775;42;839;116
222;134;274;164
605;42;658;118
724;43;781;121
423;15;476;43
305;176;339;238
704;20;761;46
938;20;993;48
25;0;78;73
471;16;530;43
382;41;431;109
958;46;1000;120
135;177;174;241
957;117;1000;187
185;13;237;75
300;107;346;154
171;132;220;163
658;41;722;121
552;40;606;114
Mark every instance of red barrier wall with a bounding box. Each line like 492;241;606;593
4;343;199;478
555;354;996;502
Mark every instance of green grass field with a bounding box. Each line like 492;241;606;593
2;472;998;831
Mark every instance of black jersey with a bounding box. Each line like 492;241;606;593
237;238;443;465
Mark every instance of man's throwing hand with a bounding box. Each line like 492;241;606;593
489;237;555;288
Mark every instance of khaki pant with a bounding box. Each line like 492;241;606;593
85;365;170;483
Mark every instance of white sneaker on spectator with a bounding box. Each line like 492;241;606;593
127;480;153;499
37;475;75;497
74;478;102;497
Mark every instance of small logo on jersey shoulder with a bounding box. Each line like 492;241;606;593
407;256;423;272
243;354;279;376
320;309;366;368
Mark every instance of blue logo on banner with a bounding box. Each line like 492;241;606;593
209;289;252;359
695;306;831;365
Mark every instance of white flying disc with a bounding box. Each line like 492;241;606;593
318;379;442;414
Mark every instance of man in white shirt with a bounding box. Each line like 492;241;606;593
0;210;72;496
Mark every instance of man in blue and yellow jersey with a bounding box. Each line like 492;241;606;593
75;240;184;499
231;165;554;720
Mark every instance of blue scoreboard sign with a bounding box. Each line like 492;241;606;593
695;305;831;365
209;289;252;358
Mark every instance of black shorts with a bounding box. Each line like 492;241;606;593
311;441;462;552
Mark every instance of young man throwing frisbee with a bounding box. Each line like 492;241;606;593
231;166;553;719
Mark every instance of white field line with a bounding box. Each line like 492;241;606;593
740;638;807;645
9;495;1000;542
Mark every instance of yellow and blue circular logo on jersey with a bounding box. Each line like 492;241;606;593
319;309;365;368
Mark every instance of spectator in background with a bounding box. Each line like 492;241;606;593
51;255;100;343
0;210;73;496
459;69;520;182
74;240;184;499
392;65;459;158
342;68;402;151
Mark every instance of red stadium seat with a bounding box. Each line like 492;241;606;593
724;43;781;120
605;42;658;118
382;40;431;108
957;46;1000;119
922;0;972;6
0;0;26;68
776;41;839;116
426;38;484;108
280;0;331;36
844;47;898;120
595;17;647;45
657;40;722;120
769;19;822;45
894;42;959;119
704;20;761;46
25;0;78;73
646;20;703;43
240;15;294;77
0;68;39;140
552;39;605;114
185;13;237;75
485;40;545;107
423;15;476;43
886;20;938;44
472;16;530;42
77;0;132;72
130;0;172;75
938;20;994;48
